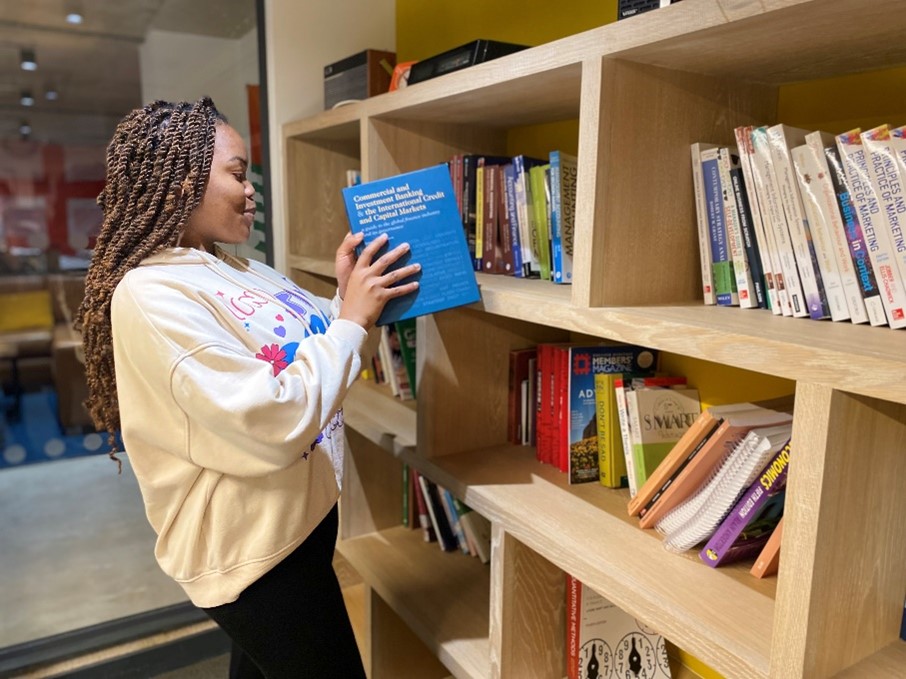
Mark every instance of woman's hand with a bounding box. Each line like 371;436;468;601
338;233;421;330
335;231;364;300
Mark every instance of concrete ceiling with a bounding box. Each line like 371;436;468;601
0;0;257;146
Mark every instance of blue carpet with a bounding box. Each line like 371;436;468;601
1;388;107;469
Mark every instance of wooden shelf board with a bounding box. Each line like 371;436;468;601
343;380;417;457
287;255;336;279
833;640;906;678
283;107;360;140
404;445;775;679
476;282;906;404
338;526;491;679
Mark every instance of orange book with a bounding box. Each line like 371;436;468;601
751;516;784;578
628;402;759;518
638;406;793;530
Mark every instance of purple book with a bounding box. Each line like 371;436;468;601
699;439;791;567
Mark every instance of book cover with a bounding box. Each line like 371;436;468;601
614;377;640;497
513;155;546;278
767;124;831;320
496;164;517;275
595;373;627;489
791;143;851;322
700;438;791;567
410;468;435;543
529;163;553;281
567;345;659;484
700;147;738;306
550;150;578;285
836;129;906;328
502;162;524;277
638;406;793;530
439;486;471;555
417;474;458;552
627;386;702;488
566;574;672;679
691;142;719;305
729;157;767;308
750;516;784;579
822;141;888;326
341;164;481;326
458;506;492;564
735;126;781;314
802;131;870;324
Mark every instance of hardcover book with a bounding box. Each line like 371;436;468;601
750;515;784;578
566;574;672;679
700;147;738;306
342;164;481;326
549;150;578;284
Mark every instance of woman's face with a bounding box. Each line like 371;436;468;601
180;123;256;252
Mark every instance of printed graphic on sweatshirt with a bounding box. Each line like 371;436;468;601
308;409;344;455
275;289;330;337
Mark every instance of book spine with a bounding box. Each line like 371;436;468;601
701;148;738;305
503;163;524;277
750;516;784;578
729;161;766;308
718;148;757;307
804;131;870;324
566;574;579;679
530;164;552;281
791;144;851;321
497;165;516;275
514;156;539;278
614;379;638;497
823;143;888;326
735;126;781;314
862;126;906;304
550;151;564;283
768;125;830;320
700;440;791;567
691;142;718;305
595;373;626;488
837;130;906;327
753;126;805;316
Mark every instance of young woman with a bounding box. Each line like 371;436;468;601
76;97;419;677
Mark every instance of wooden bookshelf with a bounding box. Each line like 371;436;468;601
283;1;906;677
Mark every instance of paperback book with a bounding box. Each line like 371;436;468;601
341;163;481;326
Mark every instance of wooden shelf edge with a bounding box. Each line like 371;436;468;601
287;255;336;279
403;445;773;679
337;526;491;679
476;284;906;405
343;381;417;456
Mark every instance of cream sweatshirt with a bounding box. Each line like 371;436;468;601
110;247;367;607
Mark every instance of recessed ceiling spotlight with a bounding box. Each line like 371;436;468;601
21;91;35;107
20;121;32;138
65;1;84;24
45;87;59;101
20;48;37;71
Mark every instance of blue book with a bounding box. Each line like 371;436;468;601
341;164;481;326
701;147;738;305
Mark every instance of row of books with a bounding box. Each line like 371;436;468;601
447;150;578;283
692;123;906;328
628;401;794;576
404;465;492;563
363;319;417;400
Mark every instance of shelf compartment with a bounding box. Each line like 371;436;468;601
343;379;417;457
403;444;776;679
338;526;491;679
833;640;906;678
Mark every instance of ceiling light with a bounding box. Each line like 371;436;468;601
20;122;32;138
20;48;37;71
65;1;84;24
45;88;59;101
21;91;35;107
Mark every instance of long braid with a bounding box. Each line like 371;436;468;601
75;97;226;468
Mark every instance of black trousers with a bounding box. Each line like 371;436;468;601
203;504;366;679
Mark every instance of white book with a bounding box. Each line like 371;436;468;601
656;423;792;553
791;144;851;321
691;142;718;305
614;379;638;498
837;129;906;328
718;147;758;308
861;124;906;319
735;125;779;313
767;124;831;320
803;131;870;324
751;126;804;316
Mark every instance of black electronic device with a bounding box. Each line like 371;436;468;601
407;39;528;85
618;0;682;20
323;49;395;110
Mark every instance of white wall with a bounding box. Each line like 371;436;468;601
139;28;259;138
264;0;395;274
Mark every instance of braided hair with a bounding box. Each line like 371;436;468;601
75;97;227;466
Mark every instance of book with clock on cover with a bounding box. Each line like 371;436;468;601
566;574;672;679
341;163;481;326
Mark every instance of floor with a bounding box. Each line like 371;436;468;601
0;452;366;677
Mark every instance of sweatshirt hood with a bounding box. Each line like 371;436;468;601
139;247;220;267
